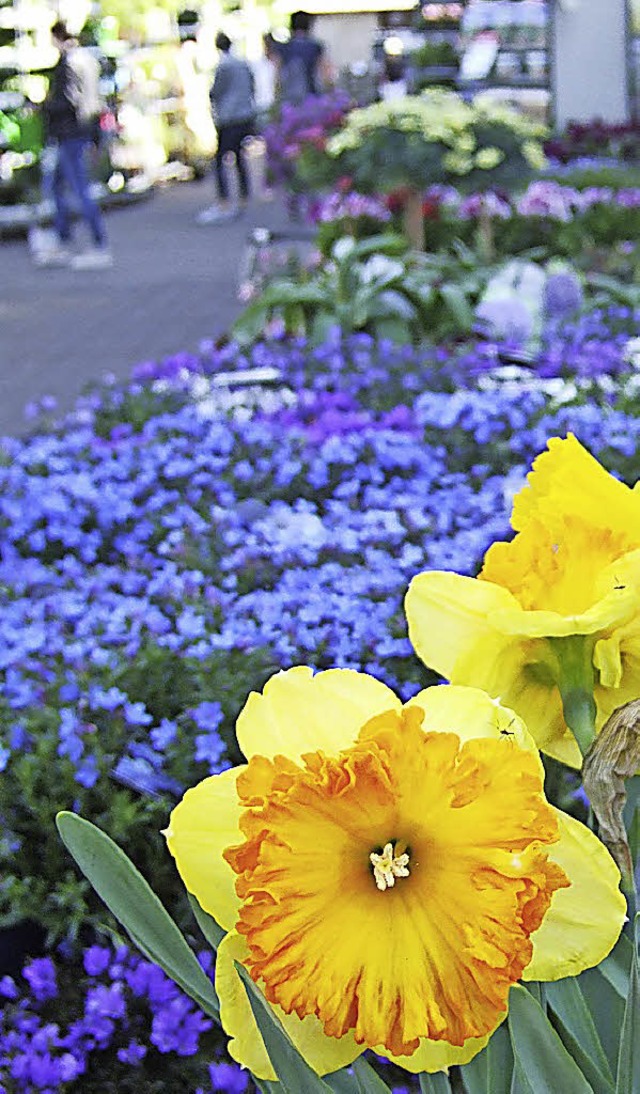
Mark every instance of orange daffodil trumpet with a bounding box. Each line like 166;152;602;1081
164;666;625;1079
406;434;640;768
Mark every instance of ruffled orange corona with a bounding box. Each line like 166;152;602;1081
226;709;567;1056
165;668;625;1079
406;434;640;765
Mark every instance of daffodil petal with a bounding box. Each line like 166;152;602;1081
164;767;243;931
236;665;401;761
513;434;640;537
385;1031;491;1073
595;611;640;725
499;670;581;768
215;930;361;1080
405;571;520;684
405;572;582;767
407;684;539;759
523;809;626;982
493;599;633;640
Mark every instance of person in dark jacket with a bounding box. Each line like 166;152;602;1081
40;20;111;268
196;32;256;225
276;11;330;103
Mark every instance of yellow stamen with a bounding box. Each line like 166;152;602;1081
370;841;410;891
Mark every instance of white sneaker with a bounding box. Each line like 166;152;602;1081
195;205;238;225
71;248;113;270
33;245;72;268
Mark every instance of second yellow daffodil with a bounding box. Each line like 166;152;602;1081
406;434;640;766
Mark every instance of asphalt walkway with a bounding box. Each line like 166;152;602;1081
0;178;293;436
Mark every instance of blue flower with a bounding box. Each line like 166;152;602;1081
83;946;111;977
22;958;57;1002
208;1061;249;1092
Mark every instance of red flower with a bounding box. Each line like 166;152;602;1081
421;198;441;220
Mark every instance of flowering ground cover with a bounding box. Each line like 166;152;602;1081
309;178;640;264
2;284;640;1086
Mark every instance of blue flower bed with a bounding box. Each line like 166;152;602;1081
2;308;640;1089
0;944;249;1092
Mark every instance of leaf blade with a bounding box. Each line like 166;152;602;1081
56;812;219;1020
615;917;640;1094
508;985;593;1094
188;892;226;950
546;978;613;1088
236;962;334;1094
419;1072;452;1092
461;1021;512;1094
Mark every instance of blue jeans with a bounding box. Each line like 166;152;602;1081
52;138;106;247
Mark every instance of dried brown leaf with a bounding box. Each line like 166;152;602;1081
582;699;640;889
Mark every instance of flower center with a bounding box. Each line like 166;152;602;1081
369;841;410;891
225;712;569;1055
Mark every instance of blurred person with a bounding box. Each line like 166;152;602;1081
197;31;256;226
276;11;331;104
253;33;278;125
38;20;111;269
252;33;278;201
379;55;408;101
68;30;103;148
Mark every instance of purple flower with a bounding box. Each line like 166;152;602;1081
194;730;228;773
189;700;224;732
84;982;127;1022
458;191;511;220
0;975;18;999
22;958;57;1002
544;271;584;320
83;946;111;977
208;1061;250;1092
117;1039;148;1065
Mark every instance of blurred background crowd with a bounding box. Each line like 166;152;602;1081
0;0;617;222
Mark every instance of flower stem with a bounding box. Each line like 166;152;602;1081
561;687;597;759
549;636;597;759
402;189;425;251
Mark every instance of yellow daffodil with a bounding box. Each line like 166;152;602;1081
164;667;624;1079
406;434;640;767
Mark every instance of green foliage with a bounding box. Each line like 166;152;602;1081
233;235;495;348
410;40;458;69
238;963;335;1092
297;90;546;197
56;812;220;1020
56;808;640;1094
0;639;276;943
97;0;184;38
507;986;593;1093
542;164;640;192
461;1021;512;1094
615;917;640;1094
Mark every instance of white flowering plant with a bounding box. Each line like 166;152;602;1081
298;90;547;198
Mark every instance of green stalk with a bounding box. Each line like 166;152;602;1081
549;635;597;759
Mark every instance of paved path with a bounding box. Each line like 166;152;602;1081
0;178;293;436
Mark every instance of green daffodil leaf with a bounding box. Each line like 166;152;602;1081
460;1021;512;1094
507;985;593;1094
188;893;226;950
235;961;336;1093
419;1071;453;1092
615;916;640;1093
546;978;614;1091
56;811;219;1021
325;1059;393;1093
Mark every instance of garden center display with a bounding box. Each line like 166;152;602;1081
3;73;640;1094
